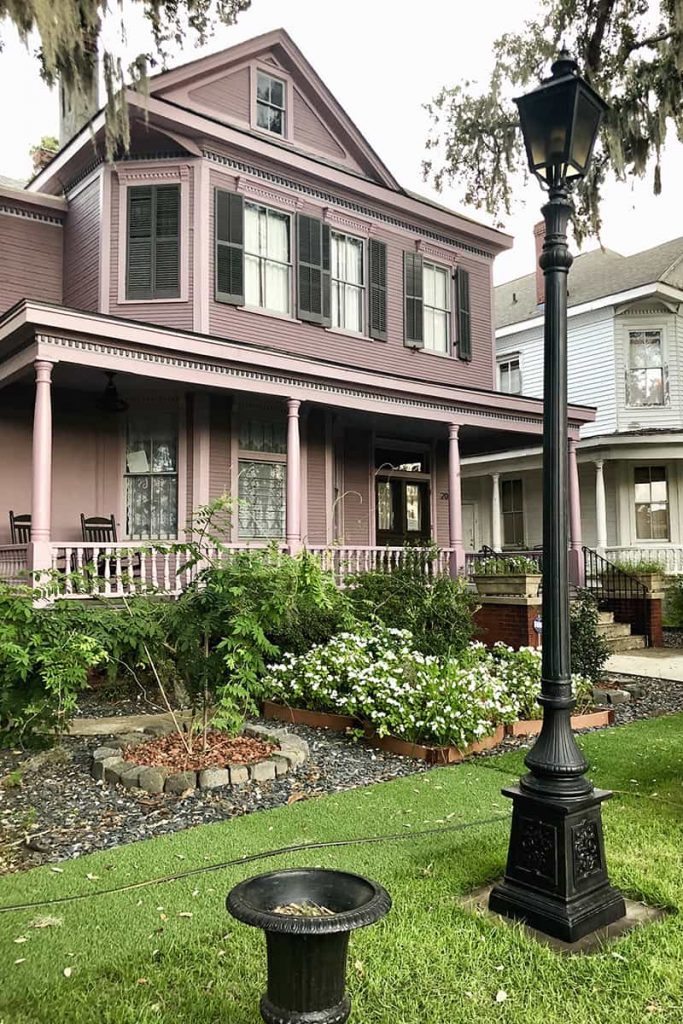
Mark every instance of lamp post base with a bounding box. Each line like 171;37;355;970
489;786;626;943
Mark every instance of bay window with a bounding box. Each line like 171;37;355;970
125;414;178;539
244;202;291;314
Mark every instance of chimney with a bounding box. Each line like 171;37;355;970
59;36;100;147
533;221;545;305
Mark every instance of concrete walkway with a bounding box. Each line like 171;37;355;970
69;710;193;736
605;648;683;682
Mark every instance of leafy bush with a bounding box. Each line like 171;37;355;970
570;590;609;684
264;632;593;748
347;555;475;657
473;555;541;575
0;583;107;746
664;577;683;627
613;558;665;575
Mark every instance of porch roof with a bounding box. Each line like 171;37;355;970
0;299;595;440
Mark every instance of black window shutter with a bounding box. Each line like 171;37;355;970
404;251;423;347
153;185;180;298
457;267;472;361
126;186;153;299
215;189;244;305
297;213;330;325
369;238;387;341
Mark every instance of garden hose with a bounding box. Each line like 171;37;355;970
0;813;509;914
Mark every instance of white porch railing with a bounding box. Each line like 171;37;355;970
38;542;455;598
0;544;29;584
604;545;683;575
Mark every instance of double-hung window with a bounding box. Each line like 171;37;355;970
423;262;450;353
244;202;291;315
331;231;364;333
256;71;286;136
238;417;287;539
499;356;522;394
627;330;666;406
501;479;524;547
125;415;178;540
634;466;669;540
126;185;180;300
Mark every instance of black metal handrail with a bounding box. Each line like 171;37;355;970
582;546;649;645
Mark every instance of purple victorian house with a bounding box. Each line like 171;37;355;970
0;30;592;597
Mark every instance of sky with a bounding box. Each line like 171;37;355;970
0;0;681;284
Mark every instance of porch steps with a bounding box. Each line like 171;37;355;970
596;610;646;652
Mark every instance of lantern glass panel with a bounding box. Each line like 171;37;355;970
517;81;576;180
569;89;604;174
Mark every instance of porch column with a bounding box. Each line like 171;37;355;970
286;399;302;553
448;423;464;575
568;438;584;585
491;472;502;551
595;459;607;552
30;360;54;578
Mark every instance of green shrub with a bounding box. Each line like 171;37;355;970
664;577;683;627
613;558;665;575
570;590;609;684
0;583;107;746
347;554;475;657
473;555;541;575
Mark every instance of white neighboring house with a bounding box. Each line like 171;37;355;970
461;234;683;573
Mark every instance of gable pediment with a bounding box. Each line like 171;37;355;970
149;31;398;188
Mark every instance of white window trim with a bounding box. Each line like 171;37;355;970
632;464;670;543
498;354;522;394
250;64;293;142
625;325;669;408
422;260;452;356
243;200;293;318
116;165;191;305
330;229;366;335
501;477;525;548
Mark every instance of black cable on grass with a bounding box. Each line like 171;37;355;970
0;814;509;914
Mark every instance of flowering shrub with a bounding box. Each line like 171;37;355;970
473;555;541;576
264;630;595;749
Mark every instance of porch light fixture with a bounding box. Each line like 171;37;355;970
97;371;128;415
488;55;625;942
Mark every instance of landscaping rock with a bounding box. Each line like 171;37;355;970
269;755;290;777
608;689;631;705
137;767;167;794
144;722;175;738
244;724;281;743
228;764;249;785
92;746;122;763
103;758;126;784
117;732;149;748
198;768;231;790
249;760;276;782
118;765;141;790
164;771;197;794
592;689;610;705
622;682;646;699
278;736;309;767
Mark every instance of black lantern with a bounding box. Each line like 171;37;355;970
488;56;625;943
515;53;608;187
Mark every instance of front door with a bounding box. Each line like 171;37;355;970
376;478;431;546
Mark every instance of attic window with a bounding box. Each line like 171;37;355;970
256;71;286;136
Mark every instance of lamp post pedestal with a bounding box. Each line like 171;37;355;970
489;183;625;943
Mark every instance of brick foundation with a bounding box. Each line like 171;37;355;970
473;598;542;650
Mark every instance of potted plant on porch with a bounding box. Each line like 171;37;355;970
613;558;666;595
472;554;542;598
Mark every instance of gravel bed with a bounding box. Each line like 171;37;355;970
2;678;681;875
663;628;683;649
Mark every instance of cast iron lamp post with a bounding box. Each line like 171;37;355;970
489;54;626;942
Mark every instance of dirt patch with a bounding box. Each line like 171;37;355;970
122;731;276;772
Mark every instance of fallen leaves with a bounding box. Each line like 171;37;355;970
28;916;62;929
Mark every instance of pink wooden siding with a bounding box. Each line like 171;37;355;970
187;67;251;124
209;393;231;500
63;178;100;311
109;172;195;331
341;429;371;545
0;212;62;314
305;408;328;545
208;171;495;391
292;88;346;160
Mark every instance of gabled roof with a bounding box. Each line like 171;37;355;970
148;28;400;189
496;235;683;330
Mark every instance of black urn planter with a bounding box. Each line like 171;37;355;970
227;868;391;1024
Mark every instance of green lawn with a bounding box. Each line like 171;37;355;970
0;715;682;1024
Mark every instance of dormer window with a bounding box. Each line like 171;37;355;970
256;71;286;136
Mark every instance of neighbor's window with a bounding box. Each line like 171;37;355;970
125;414;178;540
499;356;522;394
331;231;364;333
634;466;669;540
501;479;524;547
244;202;291;314
423;262;450;354
238;416;286;539
126;184;181;300
256;71;286;136
627;330;665;406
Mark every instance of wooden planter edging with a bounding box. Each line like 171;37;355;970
363;725;507;765
506;708;614;737
262;700;359;733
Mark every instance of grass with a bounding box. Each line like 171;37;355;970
0;714;681;1024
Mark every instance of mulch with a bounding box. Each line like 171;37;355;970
121;731;275;772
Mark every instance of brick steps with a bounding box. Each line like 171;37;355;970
595;609;647;652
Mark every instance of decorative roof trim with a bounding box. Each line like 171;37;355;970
235;175;304;209
204;150;493;260
0;205;63;226
115;163;191;183
323;207;373;236
416;239;457;265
